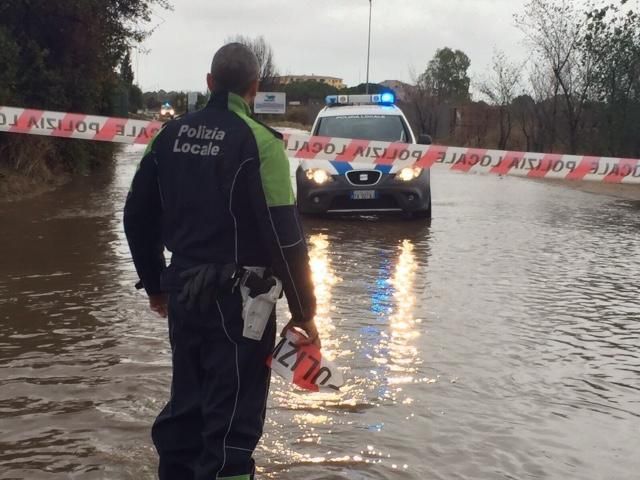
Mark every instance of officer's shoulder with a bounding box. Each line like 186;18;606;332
155;116;179;136
165;110;196;126
155;111;196;137
245;116;283;141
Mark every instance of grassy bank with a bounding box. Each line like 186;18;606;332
531;178;640;202
0;135;115;202
0;167;69;202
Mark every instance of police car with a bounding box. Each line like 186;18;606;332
296;93;432;219
160;102;175;120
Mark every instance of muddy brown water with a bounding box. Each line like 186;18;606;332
1;145;639;479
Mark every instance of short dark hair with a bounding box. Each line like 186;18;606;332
210;43;260;95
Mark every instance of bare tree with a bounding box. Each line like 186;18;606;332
583;2;640;156
518;61;563;152
512;95;534;151
406;67;440;137
478;50;522;150
516;0;596;154
225;35;278;88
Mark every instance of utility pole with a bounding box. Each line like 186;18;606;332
365;0;372;94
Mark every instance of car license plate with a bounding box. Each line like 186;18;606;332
351;190;377;200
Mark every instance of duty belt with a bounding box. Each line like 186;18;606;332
175;263;276;312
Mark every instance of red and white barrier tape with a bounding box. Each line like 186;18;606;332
2;106;639;183
282;134;640;184
0;106;163;145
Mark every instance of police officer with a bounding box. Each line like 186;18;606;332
124;43;319;480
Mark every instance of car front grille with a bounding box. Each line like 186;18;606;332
346;170;382;186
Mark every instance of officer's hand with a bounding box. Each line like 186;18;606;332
281;319;321;349
149;293;168;318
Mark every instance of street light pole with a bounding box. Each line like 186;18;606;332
365;0;372;94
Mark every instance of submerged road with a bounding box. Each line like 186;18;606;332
1;145;639;479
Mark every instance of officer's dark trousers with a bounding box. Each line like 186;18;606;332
152;290;276;480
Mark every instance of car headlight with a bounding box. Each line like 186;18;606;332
397;167;422;182
305;168;332;185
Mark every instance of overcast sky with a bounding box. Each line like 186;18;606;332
135;0;538;94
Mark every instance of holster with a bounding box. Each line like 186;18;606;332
237;270;282;341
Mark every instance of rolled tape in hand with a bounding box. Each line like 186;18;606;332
267;329;344;392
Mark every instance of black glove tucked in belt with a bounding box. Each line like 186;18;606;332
178;263;239;312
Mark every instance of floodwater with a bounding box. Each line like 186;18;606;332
1;145;639;480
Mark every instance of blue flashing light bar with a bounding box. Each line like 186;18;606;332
325;93;395;106
380;92;395;104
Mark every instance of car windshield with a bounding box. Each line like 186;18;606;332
315;114;409;142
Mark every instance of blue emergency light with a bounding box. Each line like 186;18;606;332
380;92;395;104
325;93;395;106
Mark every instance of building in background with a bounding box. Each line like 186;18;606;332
275;75;346;89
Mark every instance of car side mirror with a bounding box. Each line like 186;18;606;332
418;133;433;145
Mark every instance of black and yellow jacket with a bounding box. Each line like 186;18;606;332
123;91;316;323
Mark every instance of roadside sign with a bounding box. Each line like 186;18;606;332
187;91;198;111
254;92;286;114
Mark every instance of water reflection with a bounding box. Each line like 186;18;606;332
388;240;421;378
364;238;426;409
261;232;347;475
263;225;431;476
307;234;341;358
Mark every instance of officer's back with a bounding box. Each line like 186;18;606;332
151;93;279;268
125;67;314;317
123;42;318;480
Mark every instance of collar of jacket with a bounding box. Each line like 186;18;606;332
207;91;251;116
